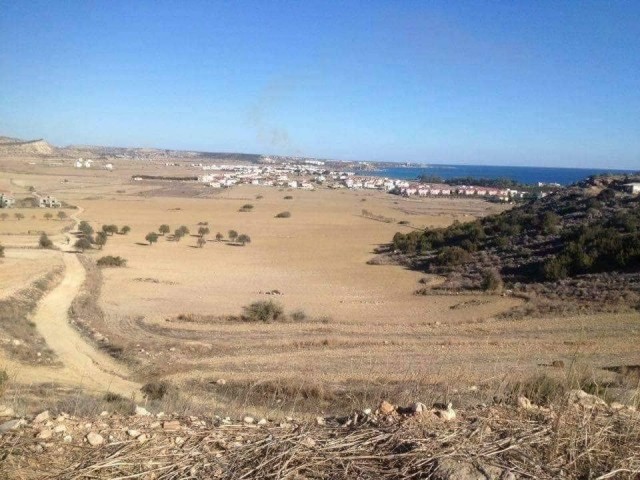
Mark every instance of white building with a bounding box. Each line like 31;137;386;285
623;183;640;194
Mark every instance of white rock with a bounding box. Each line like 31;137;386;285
34;411;50;423
175;436;186;446
243;416;254;424
315;416;326;426
63;435;73;443
127;429;141;437
135;406;151;416
53;424;66;434
137;434;148;443
37;429;52;440
257;418;267;425
0;405;15;417
300;436;316;448
517;396;534;410
100;411;109;417
216;378;226;385
362;408;372;415
86;432;104;446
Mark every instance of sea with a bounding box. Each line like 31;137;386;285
355;164;637;186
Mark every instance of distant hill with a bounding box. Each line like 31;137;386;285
0;138;55;155
387;174;640;316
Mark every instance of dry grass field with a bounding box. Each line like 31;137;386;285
1;154;639;417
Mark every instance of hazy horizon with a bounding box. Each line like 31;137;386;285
1;1;639;169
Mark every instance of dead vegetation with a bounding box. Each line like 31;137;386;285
1;389;639;479
0;268;63;364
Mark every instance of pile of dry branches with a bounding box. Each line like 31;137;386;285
1;402;639;479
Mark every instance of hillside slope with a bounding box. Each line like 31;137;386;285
388;175;640;315
0;138;55;155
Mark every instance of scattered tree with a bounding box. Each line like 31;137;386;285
0;242;4;257
14;213;24;220
159;224;170;236
78;221;93;236
74;238;92;252
284;195;293;200
215;232;223;242
177;226;189;236
145;232;159;245
94;231;108;249
237;234;251;246
39;233;53;249
0;213;8;221
198;226;210;237
102;224;119;235
239;204;254;212
44;212;53;220
197;237;206;248
275;211;291;218
120;225;131;235
57;211;67;220
173;229;184;241
228;230;238;242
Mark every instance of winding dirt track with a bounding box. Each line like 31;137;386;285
1;205;140;399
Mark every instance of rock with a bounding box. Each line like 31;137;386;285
100;411;109;416
0;405;15;418
175;436;186;446
53;424;66;434
610;402;625;411
135;406;151;416
433;403;456;421
150;421;161;428
517;396;534;410
300;436;316;448
411;402;427;414
257;418;268;425
34;411;50;423
127;429;141;437
551;360;565;368
567;390;607;409
162;420;181;431
433;458;509;480
362;408;372;415
243;416;255;424
86;432;104;446
216;378;226;385
137;434;148;443
378;400;395;415
316;416;326;426
63;435;73;443
0;419;25;433
36;429;53;440
12;339;21;346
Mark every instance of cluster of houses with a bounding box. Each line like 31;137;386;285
75;158;113;171
195;162;349;190
38;195;61;208
393;182;527;201
189;161;530;202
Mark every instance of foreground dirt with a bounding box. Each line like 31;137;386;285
1;390;638;479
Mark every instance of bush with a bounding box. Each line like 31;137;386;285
481;269;503;292
96;255;127;267
284;195;293;200
290;309;307;322
141;380;173;400
120;225;131;235
39;233;53;249
0;242;4;258
275;211;291;218
74;238;92;252
437;246;471;266
145;232;159;245
78;221;93;236
239;204;254;212
242;300;285;322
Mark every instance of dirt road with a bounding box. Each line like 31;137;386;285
1;249;140;399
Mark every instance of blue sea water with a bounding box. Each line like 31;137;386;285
356;164;637;186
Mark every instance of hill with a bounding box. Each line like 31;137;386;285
387;175;640;316
0;138;55;155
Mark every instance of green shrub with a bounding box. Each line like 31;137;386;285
437;246;471;266
481;269;503;292
96;255;127;267
242;300;285;322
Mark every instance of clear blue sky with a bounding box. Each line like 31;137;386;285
1;1;638;168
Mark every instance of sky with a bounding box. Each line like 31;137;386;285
0;1;639;169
